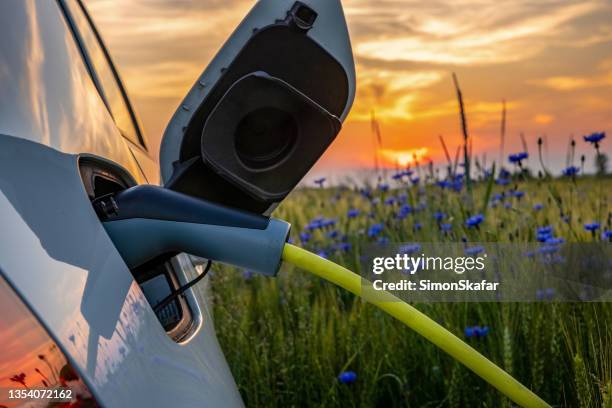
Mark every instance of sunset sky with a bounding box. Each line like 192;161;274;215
87;0;612;178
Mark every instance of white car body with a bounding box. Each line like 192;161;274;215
0;1;354;406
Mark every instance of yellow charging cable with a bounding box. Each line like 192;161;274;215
282;243;550;408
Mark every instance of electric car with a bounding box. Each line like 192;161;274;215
0;0;354;406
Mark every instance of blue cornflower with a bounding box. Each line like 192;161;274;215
533;203;544;211
466;214;484;228
545;237;564;245
465;326;488;338
399;243;421;255
378;183;390;192
403;169;414;177
338;371;357;384
499;168;511;178
384;197;396;206
397;204;412;220
322;218;337;228
537;226;553;235
347;208;360;218
562;166;580;177
397;194;408;204
414;222;423;231
509;152;528;164
316;250;328;259
391;172;404;181
306;217;324;230
327;230;339;239
441;223;452;232
242;270;254;280
367;223;384;237
377;236;390;245
452;179;463;192
436;180;452;189
411;176;420;185
584;222;600;232
359;188;372;199
434;211;446;221
496;178;510;186
465;245;484;255
299;232;311;243
537;288;555;300
602;230;612;241
477;326;490;337
536;226;553;242
504;202;512;209
314;177;326;187
513;190;525;199
337;242;351;253
583;131;605;144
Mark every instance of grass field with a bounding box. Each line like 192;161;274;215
211;173;611;407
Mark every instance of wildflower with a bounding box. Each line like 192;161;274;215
508;152;528;164
477;326;490;337
504;202;512;209
377;236;390;245
378;183;390;192
584;222;600;232
336;242;351;253
347;208;360;218
397;204;412;220
465;214;484;228
322;219;337;228
533;203;544;211
452;179;463;192
384;197;395;206
436;180;452;189
306;217;324;231
562;166;580;177
359;188;372;199
314;177;326;187
414;222;423;231
299;232;311;243
536;226;553;242
327;230;339;239
441;223;452;232
545;237;564;245
495;178;510;186
391;172;404;181
242;270;254;280
434;211;445;221
499;168;511;178
465;326;489;338
399;243;421;254
397;194;408;204
513;191;525;199
583;131;605;144
338;371;357;384
465;245;484;255
411;176;420;185
316;250;328;259
602;230;612;241
367;223;384;237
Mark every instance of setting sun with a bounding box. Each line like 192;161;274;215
380;148;429;167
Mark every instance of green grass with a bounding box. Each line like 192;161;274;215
211;175;612;407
